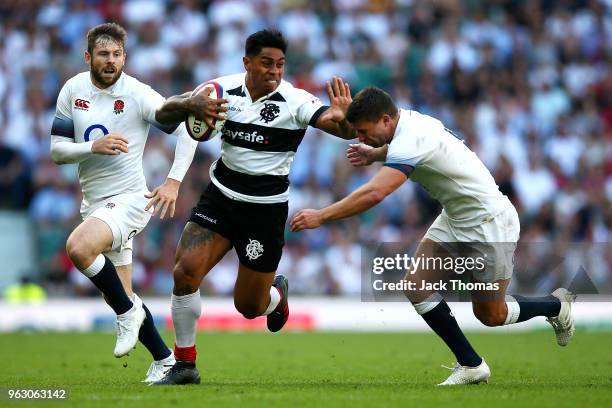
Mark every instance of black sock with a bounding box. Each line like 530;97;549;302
88;256;133;315
421;300;482;367
512;294;561;322
139;303;172;361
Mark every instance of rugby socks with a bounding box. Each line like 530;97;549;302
171;290;201;362
81;254;133;315
138;300;172;361
263;286;282;316
414;293;483;368
504;294;561;325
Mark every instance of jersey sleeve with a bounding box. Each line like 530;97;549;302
166;123;198;182
384;128;436;170
50;82;75;139
140;85;179;134
291;88;328;128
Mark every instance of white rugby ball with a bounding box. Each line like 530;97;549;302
185;81;225;141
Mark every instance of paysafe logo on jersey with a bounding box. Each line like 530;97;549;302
223;129;270;145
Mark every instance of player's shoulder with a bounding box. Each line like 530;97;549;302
211;73;245;91
399;109;444;134
275;79;318;106
62;72;90;92
390;109;444;150
119;72;156;95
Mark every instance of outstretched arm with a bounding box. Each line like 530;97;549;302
155;88;228;128
290;166;407;231
314;76;355;140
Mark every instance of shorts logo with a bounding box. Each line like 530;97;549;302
245;239;264;260
259;103;280;123
105;202;115;209
194;212;217;224
74;99;90;110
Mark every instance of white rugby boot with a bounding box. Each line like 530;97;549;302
113;295;146;357
437;359;490;386
142;353;176;384
546;288;577;346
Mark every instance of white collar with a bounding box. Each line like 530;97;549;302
89;72;124;96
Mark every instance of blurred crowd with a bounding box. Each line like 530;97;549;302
0;0;610;298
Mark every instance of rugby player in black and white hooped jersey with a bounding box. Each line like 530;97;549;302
152;29;355;385
50;23;199;383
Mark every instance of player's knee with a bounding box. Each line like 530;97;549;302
65;238;95;269
473;305;505;327
172;261;200;290
234;299;262;320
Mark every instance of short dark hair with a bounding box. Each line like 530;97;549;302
86;23;127;54
245;29;287;57
346;87;398;123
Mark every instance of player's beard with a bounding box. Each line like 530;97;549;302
91;65;122;88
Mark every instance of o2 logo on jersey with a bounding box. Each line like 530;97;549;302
84;124;109;142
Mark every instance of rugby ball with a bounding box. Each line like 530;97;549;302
185;81;225;141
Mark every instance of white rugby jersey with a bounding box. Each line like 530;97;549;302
208;73;327;204
384;109;510;226
51;72;186;209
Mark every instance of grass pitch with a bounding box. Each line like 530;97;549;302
2;330;610;407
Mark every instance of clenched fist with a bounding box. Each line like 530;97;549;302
92;133;129;155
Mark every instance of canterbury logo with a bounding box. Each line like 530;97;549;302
74;99;90;110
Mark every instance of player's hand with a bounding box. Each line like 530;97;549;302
144;178;180;219
290;209;324;232
188;87;228;128
91;133;128;155
347;143;375;166
324;76;352;123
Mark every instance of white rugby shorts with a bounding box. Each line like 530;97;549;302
423;202;520;282
80;191;153;266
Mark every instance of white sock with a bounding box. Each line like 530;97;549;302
263;286;282;316
157;352;175;364
504;295;520;325
81;254;105;278
171;290;201;347
412;292;443;315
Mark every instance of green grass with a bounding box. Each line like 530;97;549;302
2;331;611;407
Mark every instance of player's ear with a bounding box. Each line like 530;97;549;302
243;56;250;71
85;51;91;65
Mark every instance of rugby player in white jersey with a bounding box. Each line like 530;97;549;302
50;23;198;383
290;87;576;386
150;29;354;385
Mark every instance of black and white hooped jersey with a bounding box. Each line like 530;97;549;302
51;72;178;208
209;73;327;204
